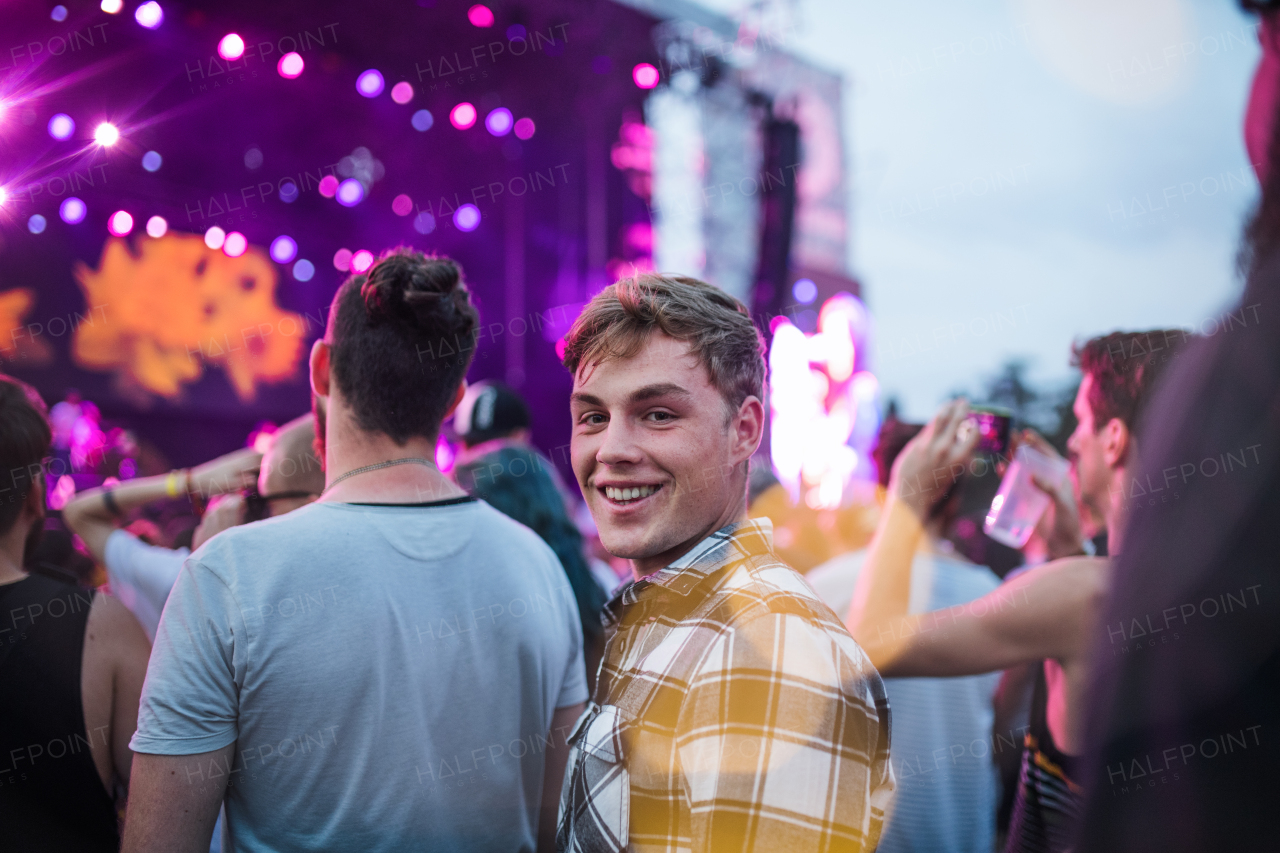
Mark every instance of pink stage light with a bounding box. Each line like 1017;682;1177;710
278;52;304;78
218;34;245;61
270;235;297;263
100;0;123;13
223;232;247;257
108;210;133;236
356;69;385;98
467;5;495;27
48;114;75;140
392;194;413;216
514;117;535;140
450;102;477;129
485;107;513;136
318;175;339;198
60;197;86;224
351;250;374;273
93;123;119;146
145;215;168;238
134;2;163;28
391;82;414;104
632;63;659;89
336;178;364;207
453;204;481;232
333;248;353;272
204;226;226;250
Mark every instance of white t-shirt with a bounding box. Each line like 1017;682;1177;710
807;546;1002;853
103;529;187;642
132;497;587;853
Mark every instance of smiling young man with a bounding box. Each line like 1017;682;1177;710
556;274;894;853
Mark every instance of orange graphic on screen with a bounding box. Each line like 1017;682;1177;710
73;234;306;401
0;288;54;365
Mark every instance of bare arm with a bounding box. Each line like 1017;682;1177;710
81;592;151;792
122;746;233;853
63;447;262;562
540;702;585;853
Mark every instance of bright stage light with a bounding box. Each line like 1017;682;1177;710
51;6;68;21
223;231;247;257
411;109;434;131
450;102;477;129
318;175;338;198
100;0;123;13
270;235;297;263
48;114;75;140
336;178;364;207
60;197;86;224
218;34;245;61
392;194;413;216
356;69;385;98
351;250;374;273
278;52;304;78
93;122;119;146
146;215;167;238
514;117;535;140
135;2;163;28
29;215;47;234
453;204;480;232
293;259;315;281
467;5;495;27
632;63;659;89
204;226;225;249
793;278;817;304
333;248;352;272
108;210;134;236
391;82;414;104
0;188;7;207
485;107;513;136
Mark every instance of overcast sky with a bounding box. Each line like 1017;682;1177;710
701;0;1261;419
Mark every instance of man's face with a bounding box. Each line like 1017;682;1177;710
570;332;760;577
1066;373;1111;516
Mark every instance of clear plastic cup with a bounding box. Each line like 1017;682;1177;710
983;444;1070;549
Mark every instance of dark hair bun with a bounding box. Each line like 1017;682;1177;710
360;249;478;341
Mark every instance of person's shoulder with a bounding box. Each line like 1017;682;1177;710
1003;556;1109;612
469;499;557;553
87;587;150;648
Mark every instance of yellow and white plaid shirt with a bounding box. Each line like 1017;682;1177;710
557;519;894;853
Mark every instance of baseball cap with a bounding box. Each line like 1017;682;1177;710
451;380;531;447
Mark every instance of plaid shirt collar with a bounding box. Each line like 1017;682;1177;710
602;518;774;617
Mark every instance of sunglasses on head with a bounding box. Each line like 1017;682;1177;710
242;486;319;523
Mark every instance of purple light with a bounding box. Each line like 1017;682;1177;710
351;250;374;273
450;102;477;129
336;178;364;207
278;52;304;78
356;69;385;98
633;63;659;89
412;109;434;131
204;226;225;249
60;197;86;224
134;1;163;28
792;278;817;304
318;175;339;198
218;33;245;61
223;231;247;257
333;248;352;271
28;215;46;234
485;107;513;136
392;194;413;216
467;4;495;27
453;204;481;232
48;113;74;140
293;259;315;281
270;235;297;263
108;210;133;236
506;24;526;40
391;82;414;104
413;211;436;234
514;117;535;140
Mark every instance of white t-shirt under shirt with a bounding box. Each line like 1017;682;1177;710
132;497;588;853
807;546;1002;853
103;529;187;641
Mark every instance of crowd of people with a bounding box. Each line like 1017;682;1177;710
2;3;1279;852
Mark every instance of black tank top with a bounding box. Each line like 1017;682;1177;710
1004;661;1083;853
0;575;120;851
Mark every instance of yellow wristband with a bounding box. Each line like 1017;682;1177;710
164;471;182;498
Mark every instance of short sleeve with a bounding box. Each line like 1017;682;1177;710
130;558;248;755
104;529;187;641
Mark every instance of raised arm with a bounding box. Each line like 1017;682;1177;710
63;447;262;561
